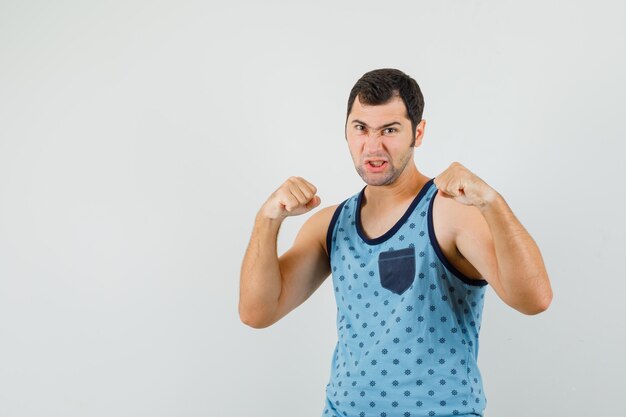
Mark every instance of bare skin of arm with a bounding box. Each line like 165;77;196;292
239;207;334;328
239;176;333;329
238;213;284;328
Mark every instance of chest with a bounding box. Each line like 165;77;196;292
359;192;479;279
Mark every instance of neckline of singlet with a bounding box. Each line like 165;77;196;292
355;177;436;246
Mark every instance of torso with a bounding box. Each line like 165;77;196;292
318;181;483;280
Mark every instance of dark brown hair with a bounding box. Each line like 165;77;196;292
346;68;425;144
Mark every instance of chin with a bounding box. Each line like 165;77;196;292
363;175;395;186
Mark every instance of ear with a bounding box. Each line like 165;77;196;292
413;119;426;147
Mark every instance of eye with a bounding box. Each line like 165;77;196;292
355;125;365;131
383;127;397;134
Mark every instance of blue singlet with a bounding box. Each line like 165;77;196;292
322;177;489;417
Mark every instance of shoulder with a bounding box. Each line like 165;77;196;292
298;194;352;259
431;188;485;279
308;204;342;258
310;203;341;227
432;187;484;234
297;201;347;261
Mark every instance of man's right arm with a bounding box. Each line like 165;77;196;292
238;207;334;329
238;176;333;329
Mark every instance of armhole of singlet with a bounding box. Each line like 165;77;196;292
427;189;489;287
326;198;348;262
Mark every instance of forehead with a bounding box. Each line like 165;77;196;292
348;94;409;124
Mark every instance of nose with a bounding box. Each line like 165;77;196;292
364;131;385;153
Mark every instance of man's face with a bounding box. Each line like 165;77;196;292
345;94;423;186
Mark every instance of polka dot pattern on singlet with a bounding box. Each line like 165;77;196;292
321;178;489;417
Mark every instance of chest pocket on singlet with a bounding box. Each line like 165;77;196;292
377;246;416;295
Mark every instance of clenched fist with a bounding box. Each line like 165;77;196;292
260;176;321;221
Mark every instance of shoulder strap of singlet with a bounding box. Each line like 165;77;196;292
325;198;350;261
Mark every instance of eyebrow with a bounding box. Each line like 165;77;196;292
351;120;402;130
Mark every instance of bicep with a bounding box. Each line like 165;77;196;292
271;212;331;325
454;205;510;305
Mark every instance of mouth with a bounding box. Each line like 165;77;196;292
365;160;388;171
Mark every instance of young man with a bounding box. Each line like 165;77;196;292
239;68;553;417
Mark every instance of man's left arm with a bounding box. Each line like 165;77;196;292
435;162;553;315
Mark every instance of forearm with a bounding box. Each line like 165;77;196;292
478;193;553;314
239;211;284;327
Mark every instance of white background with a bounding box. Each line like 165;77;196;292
1;1;624;416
